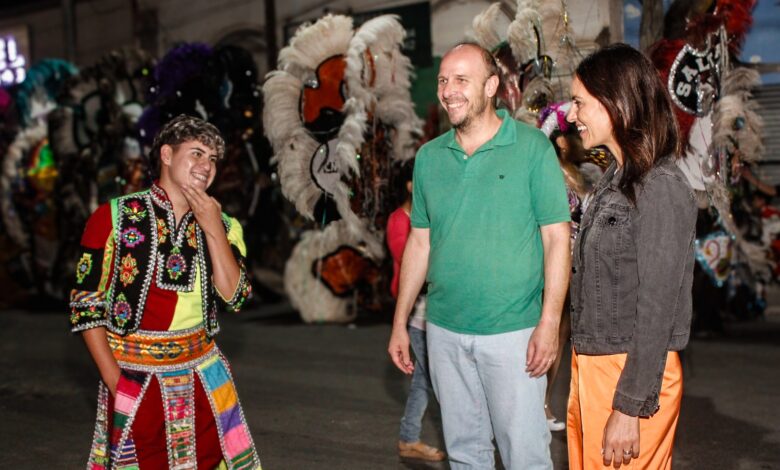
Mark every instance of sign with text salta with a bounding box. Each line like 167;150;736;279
0;25;29;86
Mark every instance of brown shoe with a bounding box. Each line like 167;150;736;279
398;440;446;462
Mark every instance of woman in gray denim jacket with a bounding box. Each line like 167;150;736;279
564;44;697;469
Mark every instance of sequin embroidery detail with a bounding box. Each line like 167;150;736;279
166;247;187;280
121;227;146;248
120;253;141;286
76;253;93;284
186;222;197;249
157;218;169;245
113;293;132;327
123;200;148;222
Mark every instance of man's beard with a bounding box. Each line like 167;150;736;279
452;95;489;131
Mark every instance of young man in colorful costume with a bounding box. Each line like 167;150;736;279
70;114;260;469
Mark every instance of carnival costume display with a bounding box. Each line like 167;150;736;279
1;59;78;297
69;183;259;469
650;0;769;302
0;41;278;305
470;0;576;124
50;48;154;298
138;43;265;224
263;14;421;322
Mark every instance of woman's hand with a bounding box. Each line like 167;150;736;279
602;410;639;468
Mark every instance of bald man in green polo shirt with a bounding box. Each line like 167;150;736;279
388;43;571;469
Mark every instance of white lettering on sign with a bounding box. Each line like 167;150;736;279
0;36;27;85
681;65;698;82
676;81;693;98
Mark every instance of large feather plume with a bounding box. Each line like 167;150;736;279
277;15;354;78
507;0;543;65
711;67;763;162
346;15;421;163
471;3;505;51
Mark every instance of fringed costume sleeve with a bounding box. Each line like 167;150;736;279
69;203;115;332
215;215;252;313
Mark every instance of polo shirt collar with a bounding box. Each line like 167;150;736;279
444;108;517;153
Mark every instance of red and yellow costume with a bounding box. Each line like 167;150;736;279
70;183;259;469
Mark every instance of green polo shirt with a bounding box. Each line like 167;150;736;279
411;109;570;335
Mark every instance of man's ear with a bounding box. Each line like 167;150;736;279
160;144;173;166
485;74;500;100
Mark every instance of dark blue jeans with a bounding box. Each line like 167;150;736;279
399;325;433;443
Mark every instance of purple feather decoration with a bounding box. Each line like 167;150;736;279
149;43;213;103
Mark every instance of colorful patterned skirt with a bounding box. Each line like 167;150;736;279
87;327;261;470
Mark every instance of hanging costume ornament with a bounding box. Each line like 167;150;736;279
667;41;722;117
650;0;767;290
345;15;422;232
263;15;357;230
345;14;421;164
650;0;757;147
694;231;735;287
471;1;557;124
263;14;421;322
472;3;522;112
263;13;419;236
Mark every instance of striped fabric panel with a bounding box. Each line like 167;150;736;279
70;289;106;305
113;438;140;470
159;369;196;469
197;354;261;469
110;370;149;468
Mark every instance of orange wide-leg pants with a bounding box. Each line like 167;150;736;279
567;350;682;470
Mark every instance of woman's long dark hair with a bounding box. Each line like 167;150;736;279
575;43;681;204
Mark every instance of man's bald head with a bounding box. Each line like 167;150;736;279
443;43;500;81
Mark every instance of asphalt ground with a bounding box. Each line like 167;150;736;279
0;303;778;469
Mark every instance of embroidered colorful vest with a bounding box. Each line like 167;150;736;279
105;186;230;337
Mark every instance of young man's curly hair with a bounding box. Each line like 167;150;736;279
148;114;225;179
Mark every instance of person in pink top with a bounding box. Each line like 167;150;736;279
387;162;446;462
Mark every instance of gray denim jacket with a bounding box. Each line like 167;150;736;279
570;156;697;417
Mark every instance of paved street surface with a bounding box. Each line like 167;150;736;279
1;303;779;469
